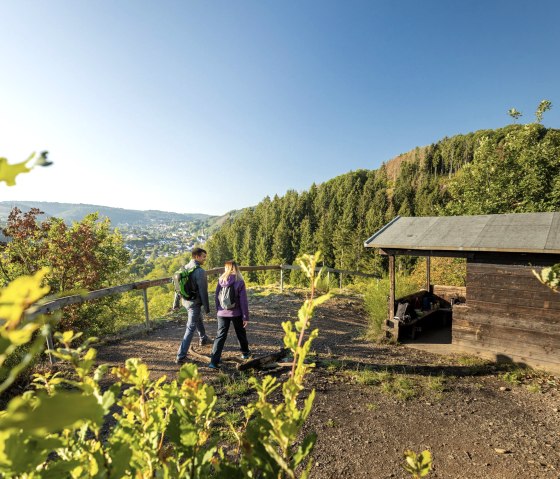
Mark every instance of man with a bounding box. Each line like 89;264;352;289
175;247;211;364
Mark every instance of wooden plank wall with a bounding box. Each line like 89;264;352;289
433;285;466;303
453;253;560;373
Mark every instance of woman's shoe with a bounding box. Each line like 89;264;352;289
208;362;220;369
241;352;251;360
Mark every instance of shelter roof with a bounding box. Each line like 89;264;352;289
364;212;560;255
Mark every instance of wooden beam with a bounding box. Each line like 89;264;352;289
379;248;475;259
26;277;171;319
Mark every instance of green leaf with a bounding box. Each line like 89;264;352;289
0;157;32;186
292;432;316;467
180;427;199;447
101;385;119;413
0;430;62;474
40;460;84;479
0;392;104;433
108;441;133;477
311;293;332;309
166;411;182;445
403;449;432;477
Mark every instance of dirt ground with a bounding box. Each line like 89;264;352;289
96;287;560;479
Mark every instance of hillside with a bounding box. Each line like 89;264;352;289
0;201;213;227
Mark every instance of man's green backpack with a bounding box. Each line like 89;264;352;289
172;265;198;300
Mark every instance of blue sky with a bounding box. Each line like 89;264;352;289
1;0;559;216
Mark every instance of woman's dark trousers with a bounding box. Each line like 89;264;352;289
210;316;249;364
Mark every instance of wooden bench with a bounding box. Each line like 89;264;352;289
390;291;453;340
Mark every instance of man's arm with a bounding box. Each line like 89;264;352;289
196;269;210;314
172;292;181;310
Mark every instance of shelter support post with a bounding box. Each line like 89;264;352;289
426;256;431;292
280;268;284;292
387;255;398;340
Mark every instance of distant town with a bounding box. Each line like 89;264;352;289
119;221;208;261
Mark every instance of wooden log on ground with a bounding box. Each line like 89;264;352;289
237;348;291;371
188;347;211;363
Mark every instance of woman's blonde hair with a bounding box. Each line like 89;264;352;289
219;260;243;283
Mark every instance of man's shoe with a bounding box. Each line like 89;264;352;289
199;336;211;346
175;357;187;365
208;362;220;370
241;352;251;360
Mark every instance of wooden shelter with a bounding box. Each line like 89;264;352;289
364;212;560;373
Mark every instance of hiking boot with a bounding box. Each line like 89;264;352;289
199;336;211;346
175;357;187;365
241;352;251;360
208;362;220;370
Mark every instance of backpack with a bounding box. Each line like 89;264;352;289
218;283;237;310
172;265;198;300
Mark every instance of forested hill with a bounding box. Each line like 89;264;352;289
0;201;212;226
206;122;560;275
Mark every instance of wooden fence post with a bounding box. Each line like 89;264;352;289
339;273;343;289
280;268;284;292
45;333;55;365
142;289;150;330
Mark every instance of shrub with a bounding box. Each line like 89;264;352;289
363;275;418;340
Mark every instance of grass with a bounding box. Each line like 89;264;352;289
223;410;243;426
350;367;419;400
213;372;251;398
383;376;417;400
424;374;447;400
353;368;391;386
322;358;346;372
526;383;541;393
499;364;555;393
454;354;497;375
223;374;250;397
501;369;526;385
455;355;491;367
350;367;452;401
325;419;335;427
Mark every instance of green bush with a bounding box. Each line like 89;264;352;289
363;275;418;340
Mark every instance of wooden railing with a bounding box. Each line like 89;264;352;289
26;264;377;357
27;264;377;321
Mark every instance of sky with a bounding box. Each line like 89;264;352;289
1;0;560;216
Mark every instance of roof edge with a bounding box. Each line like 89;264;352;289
364;215;401;247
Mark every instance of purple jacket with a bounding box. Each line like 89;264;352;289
215;275;249;320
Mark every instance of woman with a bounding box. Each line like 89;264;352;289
208;260;250;369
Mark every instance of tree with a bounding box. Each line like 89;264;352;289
1;208;129;333
444;123;560;215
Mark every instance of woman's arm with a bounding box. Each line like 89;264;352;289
238;281;249;321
